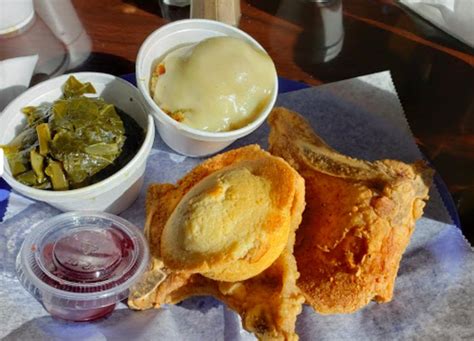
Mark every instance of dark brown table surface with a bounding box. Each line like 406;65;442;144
1;0;473;242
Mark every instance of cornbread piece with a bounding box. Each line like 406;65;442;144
268;107;433;314
129;145;305;340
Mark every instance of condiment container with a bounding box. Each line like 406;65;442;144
0;0;35;36
136;19;278;157
0;72;155;214
16;211;149;321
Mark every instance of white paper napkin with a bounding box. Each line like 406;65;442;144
1;71;473;340
400;0;474;47
0;54;38;111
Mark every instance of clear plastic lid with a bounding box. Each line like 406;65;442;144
16;211;149;311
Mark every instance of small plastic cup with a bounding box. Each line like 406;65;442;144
136;19;278;157
16;211;149;321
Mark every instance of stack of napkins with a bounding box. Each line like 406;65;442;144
400;0;474;47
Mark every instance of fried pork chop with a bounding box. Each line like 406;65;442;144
129;145;305;340
268;107;433;314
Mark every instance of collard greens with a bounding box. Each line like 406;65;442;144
2;76;126;190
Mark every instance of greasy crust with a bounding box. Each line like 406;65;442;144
268;107;433;314
129;145;306;340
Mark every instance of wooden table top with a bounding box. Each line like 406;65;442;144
1;0;473;242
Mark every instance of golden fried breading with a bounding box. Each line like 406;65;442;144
129;145;305;340
268;107;433;314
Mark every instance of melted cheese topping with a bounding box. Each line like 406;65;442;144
152;37;276;132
